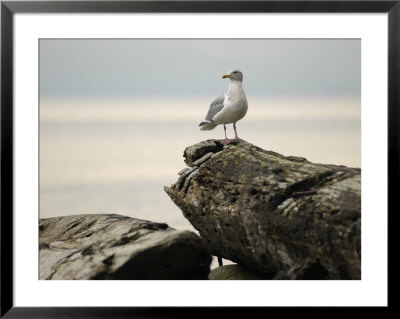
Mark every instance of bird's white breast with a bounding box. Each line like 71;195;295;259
212;83;248;124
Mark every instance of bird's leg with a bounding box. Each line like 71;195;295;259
233;123;245;142
221;124;232;144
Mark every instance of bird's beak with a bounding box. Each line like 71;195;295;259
222;74;230;79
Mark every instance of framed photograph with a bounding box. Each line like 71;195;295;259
1;0;396;316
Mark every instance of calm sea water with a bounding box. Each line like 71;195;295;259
40;96;360;268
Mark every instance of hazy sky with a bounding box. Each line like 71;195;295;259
39;39;360;98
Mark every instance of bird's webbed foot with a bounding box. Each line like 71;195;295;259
221;138;233;145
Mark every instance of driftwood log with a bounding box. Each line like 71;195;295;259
39;214;211;280
165;140;361;279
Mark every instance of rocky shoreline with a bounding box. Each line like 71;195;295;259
40;140;361;280
39;214;211;279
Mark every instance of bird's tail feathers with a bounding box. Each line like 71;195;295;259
199;121;218;131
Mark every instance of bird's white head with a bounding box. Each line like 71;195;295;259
222;69;243;82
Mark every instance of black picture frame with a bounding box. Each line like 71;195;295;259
1;0;396;317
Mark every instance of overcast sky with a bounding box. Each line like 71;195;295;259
39;39;360;98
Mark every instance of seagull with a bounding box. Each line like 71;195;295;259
199;69;248;144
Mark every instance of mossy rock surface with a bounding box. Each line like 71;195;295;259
165;140;361;279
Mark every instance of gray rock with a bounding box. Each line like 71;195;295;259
191;152;214;167
178;167;190;175
272;258;330;280
39;214;211;280
184;139;223;167
209;264;272;280
165;140;361;279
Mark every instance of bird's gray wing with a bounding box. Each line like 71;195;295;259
205;96;225;121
